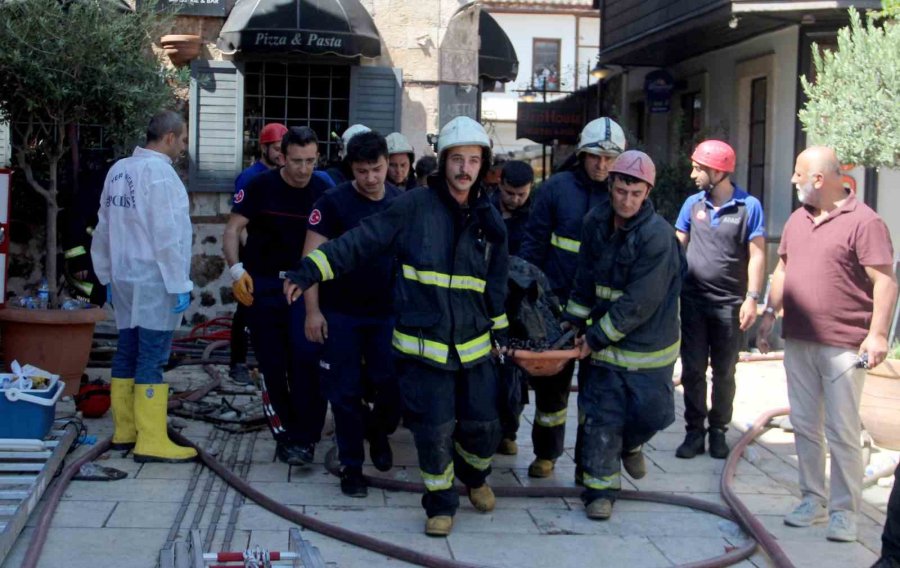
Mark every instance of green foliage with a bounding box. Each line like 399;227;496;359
799;9;900;168
889;339;900;360
651;153;694;224
0;0;176;156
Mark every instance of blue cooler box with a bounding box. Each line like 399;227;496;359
0;380;64;439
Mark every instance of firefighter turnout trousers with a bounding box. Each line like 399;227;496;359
531;359;576;460
397;357;502;518
579;363;675;504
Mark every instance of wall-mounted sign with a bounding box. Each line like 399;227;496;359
139;0;226;18
644;69;674;114
516;101;583;145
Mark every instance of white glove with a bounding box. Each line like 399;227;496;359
229;262;247;281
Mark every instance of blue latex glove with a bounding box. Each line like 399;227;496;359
172;292;191;314
106;286;113;308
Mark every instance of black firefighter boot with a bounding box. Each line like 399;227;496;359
676;430;706;459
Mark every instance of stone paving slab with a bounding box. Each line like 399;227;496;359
449;533;673;568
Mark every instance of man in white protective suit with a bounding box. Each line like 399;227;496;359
91;110;197;463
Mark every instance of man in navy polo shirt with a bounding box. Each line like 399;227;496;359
302;131;403;497
675;140;765;460
223;126;332;466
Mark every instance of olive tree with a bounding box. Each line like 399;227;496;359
799;5;900;168
0;0;175;304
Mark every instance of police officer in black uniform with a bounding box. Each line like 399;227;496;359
223;126;331;465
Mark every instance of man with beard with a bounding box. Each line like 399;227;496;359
757;146;896;543
674;140;765;460
284;117;509;537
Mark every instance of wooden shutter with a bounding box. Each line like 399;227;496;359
349;67;402;134
188;60;244;192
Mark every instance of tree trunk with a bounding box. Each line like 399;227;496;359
46;155;59;308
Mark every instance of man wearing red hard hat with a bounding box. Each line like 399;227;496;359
674;140;765;461
562;150;683;521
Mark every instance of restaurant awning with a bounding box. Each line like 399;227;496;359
479;10;518;82
217;0;382;58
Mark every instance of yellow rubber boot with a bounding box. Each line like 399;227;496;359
133;384;197;463
110;377;136;450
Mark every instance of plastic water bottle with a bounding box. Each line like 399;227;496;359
37;278;49;309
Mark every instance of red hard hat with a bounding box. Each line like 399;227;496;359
259;123;288;146
75;381;111;418
691;140;735;173
609;150;656;187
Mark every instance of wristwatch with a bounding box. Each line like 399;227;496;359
746;291;761;301
763;306;776;318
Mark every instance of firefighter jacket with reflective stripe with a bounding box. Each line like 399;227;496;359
286;176;509;371
563;200;684;371
519;167;609;302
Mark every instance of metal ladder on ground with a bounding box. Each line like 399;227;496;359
161;528;327;568
0;426;77;565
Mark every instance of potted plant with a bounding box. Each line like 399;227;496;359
0;0;176;394
861;341;900;450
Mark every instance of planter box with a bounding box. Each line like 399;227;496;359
862;359;900;450
0;306;108;397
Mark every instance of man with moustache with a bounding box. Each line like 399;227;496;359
223;126;332;466
302;131;403;497
519;117;626;482
757;146;897;543
674;140;765;460
283;117;509;537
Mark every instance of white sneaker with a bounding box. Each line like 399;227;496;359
784;496;828;527
826;511;858;542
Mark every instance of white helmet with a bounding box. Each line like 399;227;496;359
577;117;626;157
386;132;414;156
437;117;491;155
341;124;372;151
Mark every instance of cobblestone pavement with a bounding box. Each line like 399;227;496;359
2;358;895;568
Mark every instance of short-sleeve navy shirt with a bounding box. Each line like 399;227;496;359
308;182;402;317
232;169;331;277
675;186;765;305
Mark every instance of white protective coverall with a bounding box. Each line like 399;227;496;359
91;147;193;331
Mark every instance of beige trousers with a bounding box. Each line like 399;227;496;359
784;338;865;514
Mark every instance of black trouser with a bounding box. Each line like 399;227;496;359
246;277;326;446
498;362;528;441
883;464;900;561
230;303;249;366
397;358;501;518
531;359;576;460
679;297;742;432
579;363;675;504
319;311;400;468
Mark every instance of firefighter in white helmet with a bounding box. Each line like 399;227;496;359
518;117;626;482
385;132;417;190
284;116;509;537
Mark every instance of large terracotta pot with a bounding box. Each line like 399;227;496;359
0;306;108;397
861;358;900;450
160;34;202;67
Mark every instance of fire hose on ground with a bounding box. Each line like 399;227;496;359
19;354;809;568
